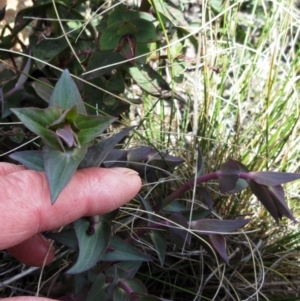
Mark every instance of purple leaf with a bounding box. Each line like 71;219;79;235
220;159;242;175
209;234;229;264
268;185;296;221
79;127;134;168
249;171;300;186
189;218;250;234
198;187;213;210
218;160;246;192
197;146;204;176
248;179;279;223
218;173;239;193
168;213;191;247
15;55;31;90
56;123;78;148
128;146;152;162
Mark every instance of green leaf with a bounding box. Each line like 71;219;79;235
45;229;78;250
75;114;116;145
86;273;109;301
106;70;125;94
29;35;69;70
49;70;86;114
86;51;124;79
11;107;63;150
9;150;44;171
67;217;111;274
43;145;87;203
149;230;166;266
79;126;134;168
107;5;139;25
101;236;151;262
127;63;171;97
31;77;54;103
152;0;188;27
100;22;124;50
126;18;157;43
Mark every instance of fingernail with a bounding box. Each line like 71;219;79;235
110;167;139;176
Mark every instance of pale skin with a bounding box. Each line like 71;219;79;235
0;163;142;301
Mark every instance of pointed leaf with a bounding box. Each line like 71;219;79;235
101;236;151;262
86;50;124;79
31;77;53;103
15;56;31;90
127;64;171;97
248;179;279;223
189;218;250;234
45;229;78;250
79;127;134;168
198;187;213;210
56;123;78;148
196;146;204;176
11;107;63;150
209;234;229;264
9;150;44;171
168;213;191;247
67;217;111;274
86;273;109;301
0;5;6;22
43;145;87;203
49;70;86;114
149;230;166;266
76;114;116;145
30;34;68;70
268;185;296;221
249;171;300;186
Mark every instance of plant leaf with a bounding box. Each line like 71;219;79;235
85;50;124;79
268;185;296;221
9;150;44;171
75;114;116;145
168;213;191;248
196;146;204;176
209;234;229;264
249;171;300;186
11;107;63;150
247;179;279;223
45;229;78;250
127;63;171;97
79;126;134;168
67;217;111;274
101;236;151;262
198;187;213;210
29;34;69;70
149;230;166;266
49;69;86;114
189;218;250;234
43;145;87;203
86;273;109;301
31;77;53;103
15;56;31;90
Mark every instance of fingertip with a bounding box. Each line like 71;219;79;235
7;234;55;267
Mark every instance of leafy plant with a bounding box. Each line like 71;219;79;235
1;0;300;300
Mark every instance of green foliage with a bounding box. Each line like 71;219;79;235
1;0;300;300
